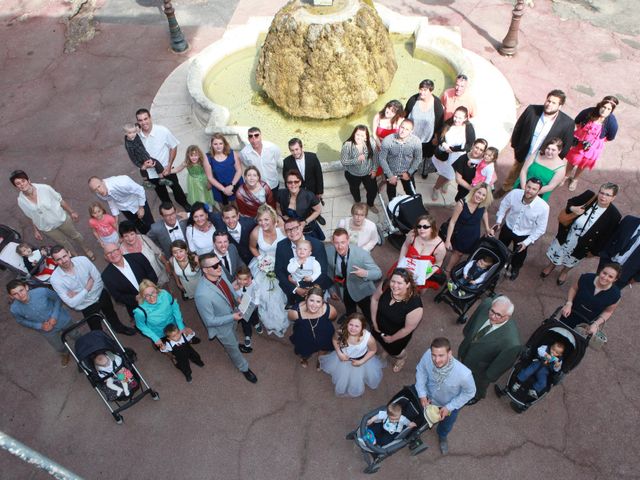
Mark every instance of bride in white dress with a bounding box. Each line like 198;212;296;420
248;205;290;337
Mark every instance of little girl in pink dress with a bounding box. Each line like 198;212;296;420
472;147;498;189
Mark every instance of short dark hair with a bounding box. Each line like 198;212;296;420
599;262;621;279
163;323;179;336
600;182;619;196
50;245;67;257
284;217;301;226
118;220;137;236
478;254;495;265
431;337;451;351
248;126;261;134
526;177;543;188
198;252;218;264
9;170;29;186
135;108;151;117
473;138;488;149
6;279;27;294
547;89;566;105
236;265;251;277
213;230;229;241
159;202;176;215
332;228;349;239
284;170;304;183
456;73;469;81
288;137;303;149
221;204;239;215
419;79;434;91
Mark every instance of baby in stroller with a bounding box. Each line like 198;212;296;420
93;351;137;400
366;402;417;446
449;254;496;297
16;242;57;281
511;341;565;399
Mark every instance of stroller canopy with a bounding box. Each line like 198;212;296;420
75;330;121;363
471;237;512;265
524;320;588;372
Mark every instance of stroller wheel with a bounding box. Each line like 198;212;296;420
151;391;160;400
363;464;381;475
113;414;124;424
494;384;505;398
409;439;429;456
345;430;357;440
456;315;467;325
510;401;528;414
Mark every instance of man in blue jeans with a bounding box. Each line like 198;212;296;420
415;337;476;454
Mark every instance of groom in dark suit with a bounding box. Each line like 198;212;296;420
458;296;521;404
211;204;256;265
275;217;332;305
101;244;157;317
599;215;640;288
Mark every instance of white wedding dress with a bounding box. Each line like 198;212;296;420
248;228;290;337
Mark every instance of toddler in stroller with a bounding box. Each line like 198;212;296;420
448;254;496;297
366;402;417;446
16;242;57;281
93;351;137;400
511;341;564;400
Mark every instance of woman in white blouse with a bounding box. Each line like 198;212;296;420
185;202;216;255
337;203;379;252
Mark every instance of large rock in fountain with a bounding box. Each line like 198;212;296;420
256;0;397;119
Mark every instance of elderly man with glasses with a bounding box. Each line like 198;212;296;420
194;252;257;383
456;296;522;405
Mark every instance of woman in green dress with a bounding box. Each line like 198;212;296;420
514;137;566;202
172;145;216;209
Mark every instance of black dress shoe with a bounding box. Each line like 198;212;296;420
239;344;253;353
193;360;205;367
242;369;258;383
465;397;480;406
190;336;201;345
509;268;520;281
316;215;326;226
114;326;137;336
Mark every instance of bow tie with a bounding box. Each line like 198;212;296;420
168;226;180;233
228;228;239;234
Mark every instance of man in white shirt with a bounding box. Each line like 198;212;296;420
50;246;136;335
239;126;282;196
494;178;550;281
88;175;154;234
135;108;191;211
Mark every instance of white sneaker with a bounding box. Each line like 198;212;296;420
511;382;521;392
244;336;252;348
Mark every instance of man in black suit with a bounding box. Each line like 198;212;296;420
497;89;575;197
282;138;326;225
275;217;332;305
101;243;158;317
213;231;246;281
211;204;256;265
599;215;640;288
147;202;188;258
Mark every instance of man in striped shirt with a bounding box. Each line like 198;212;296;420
378;119;423;200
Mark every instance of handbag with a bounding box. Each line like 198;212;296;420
438;219;450;241
575;322;607;350
558;194;597;227
434;147;449;161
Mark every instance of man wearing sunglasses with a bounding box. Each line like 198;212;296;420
457;296;521;405
194;252;257;383
240;126;282;198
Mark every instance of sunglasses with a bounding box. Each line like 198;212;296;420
286;180;301;185
417;224;431;230
203;262;221;269
248;133;261;138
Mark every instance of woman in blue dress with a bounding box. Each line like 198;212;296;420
207;133;243;205
288;285;337;369
444;183;494;274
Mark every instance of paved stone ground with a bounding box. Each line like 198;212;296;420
0;1;639;479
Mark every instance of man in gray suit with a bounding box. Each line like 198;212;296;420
325;228;382;323
213;231;246;280
147;202;188;258
457;296;521;404
194;252;257;383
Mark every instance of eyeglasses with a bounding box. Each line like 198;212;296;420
598;191;615;197
248;133;260;138
104;249;119;256
143;291;158;299
285;225;302;233
489;308;506;319
417;224;431;230
203;262;221;269
286;180;301;185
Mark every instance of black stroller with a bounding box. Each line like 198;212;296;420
62;313;159;424
0;224;50;285
346;386;430;474
494;308;589;413
377;181;428;250
434;237;511;324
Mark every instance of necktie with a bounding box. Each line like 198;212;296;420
242;286;247;293
472;323;492;342
340;255;347;279
222;255;230;272
216;279;235;308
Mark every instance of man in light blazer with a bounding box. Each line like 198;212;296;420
147;202;188;258
211;204;256;265
213;231;246;280
325;228;381;323
194;252;257;383
457;296;521;404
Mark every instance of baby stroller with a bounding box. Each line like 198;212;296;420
0;224;51;285
494;308;589;413
61;313;159;424
434;237;511;324
377;181;428;250
346;385;430;474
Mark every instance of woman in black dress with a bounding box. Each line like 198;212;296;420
371;268;424;373
288;285;337;369
561;263;622;334
277;170;325;240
